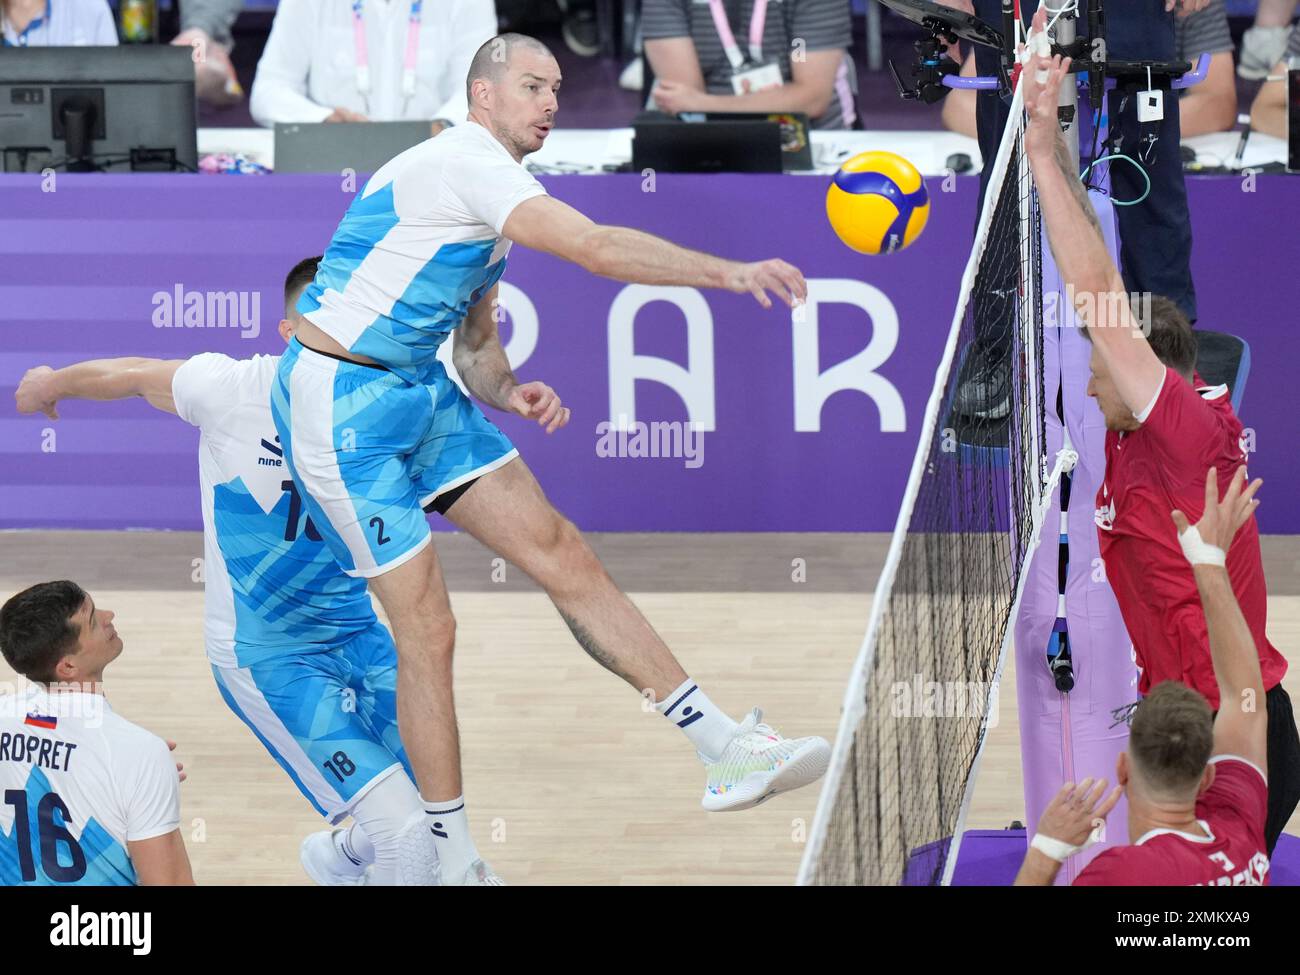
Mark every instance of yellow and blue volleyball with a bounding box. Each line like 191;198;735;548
825;150;930;255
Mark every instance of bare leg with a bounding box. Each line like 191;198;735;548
366;543;462;802
444;458;687;700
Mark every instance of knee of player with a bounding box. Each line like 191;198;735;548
538;515;596;572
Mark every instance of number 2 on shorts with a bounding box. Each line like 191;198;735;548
369;516;391;545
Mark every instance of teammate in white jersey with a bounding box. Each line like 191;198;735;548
275;32;828;881
13;261;459;885
0;581;193;885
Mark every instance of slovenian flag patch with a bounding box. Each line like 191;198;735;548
24;713;57;730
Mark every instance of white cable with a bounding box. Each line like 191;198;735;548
1044;0;1079;33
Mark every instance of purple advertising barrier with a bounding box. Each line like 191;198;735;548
0;171;1297;533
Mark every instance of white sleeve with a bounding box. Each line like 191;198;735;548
444;143;548;234
171;353;245;429
432;0;498;122
90;0;119;45
249;0;334;127
122;734;181;843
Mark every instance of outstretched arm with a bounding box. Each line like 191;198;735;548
1172;467;1268;769
15;359;184;419
502;195;806;310
1020;8;1165;415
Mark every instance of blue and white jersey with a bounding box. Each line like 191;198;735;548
172;353;378;668
0;687;178;886
298;122;548;382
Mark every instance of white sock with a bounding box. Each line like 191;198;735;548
423;796;481;881
655;679;739;762
337;823;373;867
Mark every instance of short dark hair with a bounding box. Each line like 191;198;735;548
1135;295;1197;380
465;33;555;105
283;256;322;317
1128;681;1214;795
0;581;88;683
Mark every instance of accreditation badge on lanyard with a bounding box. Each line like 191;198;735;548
352;0;424;108
707;0;783;95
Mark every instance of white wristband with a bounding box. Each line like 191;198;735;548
1031;832;1083;863
1178;523;1227;567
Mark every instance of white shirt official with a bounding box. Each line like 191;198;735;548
0;0;117;47
249;0;497;127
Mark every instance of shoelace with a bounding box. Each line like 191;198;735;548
727;712;782;754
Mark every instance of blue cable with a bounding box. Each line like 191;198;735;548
1079;153;1151;207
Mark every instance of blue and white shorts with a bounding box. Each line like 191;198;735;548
271;338;517;578
212;623;414;823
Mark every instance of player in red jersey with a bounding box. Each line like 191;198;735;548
1016;466;1270;886
1017;12;1299;852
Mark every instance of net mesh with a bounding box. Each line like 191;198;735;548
799;99;1046;886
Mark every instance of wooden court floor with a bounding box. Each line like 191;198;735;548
1;531;1297;885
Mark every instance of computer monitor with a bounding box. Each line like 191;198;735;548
0;46;196;173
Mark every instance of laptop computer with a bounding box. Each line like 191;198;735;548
274;120;434;174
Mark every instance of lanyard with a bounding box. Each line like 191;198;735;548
352;0;424;99
706;0;768;71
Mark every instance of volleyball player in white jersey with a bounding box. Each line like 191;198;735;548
13;261;461;885
0;581;193;885
274;33;829;881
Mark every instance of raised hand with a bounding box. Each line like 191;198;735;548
1020;9;1073;160
1036;777;1122;849
1172;466;1262;558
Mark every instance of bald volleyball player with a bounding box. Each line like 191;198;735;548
1015;9;1300;854
272;32;829;884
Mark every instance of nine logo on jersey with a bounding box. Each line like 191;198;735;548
259;436;284;467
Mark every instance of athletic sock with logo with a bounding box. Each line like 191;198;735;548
655;678;739;762
423;796;481;882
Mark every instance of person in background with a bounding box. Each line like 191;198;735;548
171;0;244;107
1249;23;1299;138
941;0;1236;139
250;0;497;131
1;0;115;45
1239;0;1296;79
643;0;856;130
